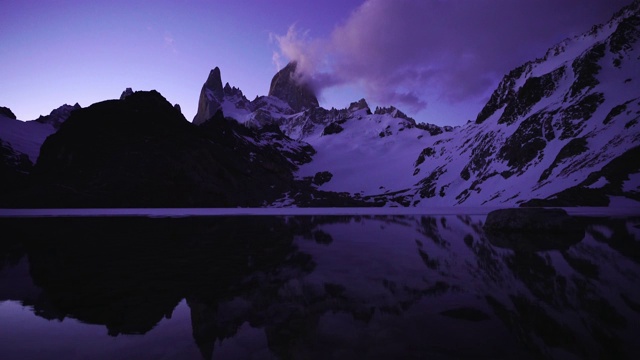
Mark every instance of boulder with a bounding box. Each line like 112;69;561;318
322;123;344;135
484;208;575;232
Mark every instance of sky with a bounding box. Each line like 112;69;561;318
0;0;632;126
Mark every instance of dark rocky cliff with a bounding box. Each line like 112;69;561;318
14;90;313;208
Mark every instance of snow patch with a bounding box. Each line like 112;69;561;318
623;172;640;193
586;176;609;189
0;115;55;162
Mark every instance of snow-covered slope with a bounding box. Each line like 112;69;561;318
0;105;78;205
294;106;449;196
0;115;54;163
0;102;81;164
0;103;80;163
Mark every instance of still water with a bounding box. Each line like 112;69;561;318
1;214;639;359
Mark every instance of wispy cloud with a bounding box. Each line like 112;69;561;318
270;24;336;88
164;32;177;53
272;0;630;113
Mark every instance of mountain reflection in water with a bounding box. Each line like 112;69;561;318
1;214;639;360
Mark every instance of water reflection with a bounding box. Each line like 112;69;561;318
1;214;639;359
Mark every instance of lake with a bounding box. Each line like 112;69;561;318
1;210;639;359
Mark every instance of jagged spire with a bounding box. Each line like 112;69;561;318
203;67;224;100
120;88;134;100
193;67;225;125
268;61;319;112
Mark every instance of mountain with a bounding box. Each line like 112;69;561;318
0;104;82;204
9;90;319;207
184;0;639;208
0;104;79;162
193;67;225;125
34;103;82;129
268;61;319;112
0;106;16;119
275;0;640;207
1;0;638;208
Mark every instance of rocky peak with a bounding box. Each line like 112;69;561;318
348;98;371;114
268;61;319;112
204;67;224;100
474;66;525;124
374;106;416;125
35;103;81;129
120;87;134;100
223;82;244;97
0;106;16;119
193;67;225;125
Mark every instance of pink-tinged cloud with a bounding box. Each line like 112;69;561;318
273;0;631;113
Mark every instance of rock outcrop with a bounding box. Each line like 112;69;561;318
348;98;372;114
0;106;16;119
35;103;81;129
268;61;319;112
120;87;134;100
193;67;225;125
0;139;33;206
374;106;416;124
484;208;575;232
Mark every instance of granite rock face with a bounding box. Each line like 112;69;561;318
193;67;225;125
34;103;81;129
348;98;371;114
268;61;319;112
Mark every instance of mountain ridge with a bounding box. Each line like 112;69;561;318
0;0;638;208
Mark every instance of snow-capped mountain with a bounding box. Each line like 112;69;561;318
186;0;639;208
0;103;79;163
0;104;82;205
240;0;638;207
1;0;638;208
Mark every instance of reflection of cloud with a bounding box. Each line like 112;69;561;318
272;0;630;112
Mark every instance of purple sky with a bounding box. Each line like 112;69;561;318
0;0;631;126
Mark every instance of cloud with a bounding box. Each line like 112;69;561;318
272;0;631;113
164;32;177;53
271;25;340;90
